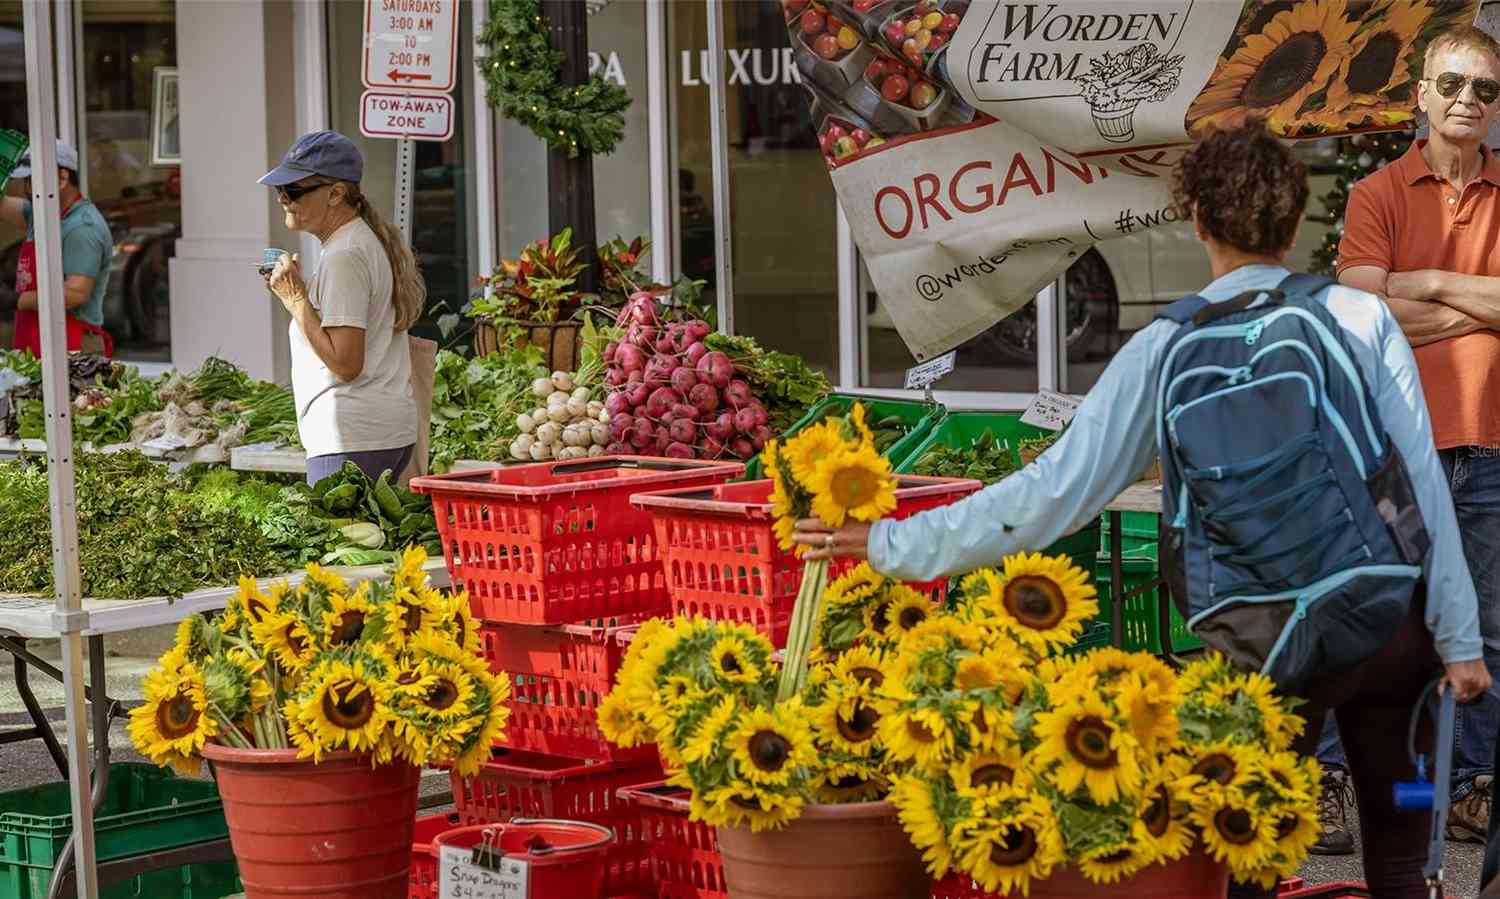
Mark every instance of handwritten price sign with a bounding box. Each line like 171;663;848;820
438;844;529;899
1019;390;1082;431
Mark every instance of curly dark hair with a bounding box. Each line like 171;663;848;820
1170;124;1308;257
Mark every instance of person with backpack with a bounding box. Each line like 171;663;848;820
794;124;1489;898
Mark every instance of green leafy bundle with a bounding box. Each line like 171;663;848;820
703;334;832;434
477;0;632;158
429;346;547;472
0;452;286;599
909;428;1020;484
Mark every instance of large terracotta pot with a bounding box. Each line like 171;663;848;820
714;800;928;899
202;744;420;899
473;320;582;372
933;851;1229;899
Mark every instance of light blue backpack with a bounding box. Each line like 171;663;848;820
1155;273;1430;691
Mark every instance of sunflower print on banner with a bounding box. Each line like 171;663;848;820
1187;0;1474;138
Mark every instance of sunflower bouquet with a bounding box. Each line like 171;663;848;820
128;548;510;778
763;402;899;697
878;555;1320;896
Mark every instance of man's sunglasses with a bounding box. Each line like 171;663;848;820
1431;72;1500;105
276;181;331;202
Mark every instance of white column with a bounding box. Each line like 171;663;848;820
167;0;288;382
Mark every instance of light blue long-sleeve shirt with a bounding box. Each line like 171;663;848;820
868;264;1482;665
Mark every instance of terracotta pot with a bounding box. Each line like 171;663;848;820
715;800;928;899
934;851;1228;899
473;321;583;372
202;744;420;899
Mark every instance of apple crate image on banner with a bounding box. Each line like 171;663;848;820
788;0;1477;360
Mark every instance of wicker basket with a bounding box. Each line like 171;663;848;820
473;321;582;372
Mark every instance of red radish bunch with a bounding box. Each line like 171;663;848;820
603;293;770;460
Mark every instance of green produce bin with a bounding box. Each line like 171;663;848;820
745;393;944;479
0;130;25;193
0;764;239;899
1091;556;1203;655
895;411;1054;479
1099;510;1160;560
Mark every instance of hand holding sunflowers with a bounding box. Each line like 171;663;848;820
128;548;511;778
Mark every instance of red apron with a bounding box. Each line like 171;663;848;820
12;199;114;358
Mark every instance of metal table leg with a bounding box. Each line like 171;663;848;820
46;635;116;899
2;636;70;778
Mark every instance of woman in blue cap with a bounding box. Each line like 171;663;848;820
259;130;424;485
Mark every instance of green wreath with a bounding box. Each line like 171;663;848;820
478;0;632;158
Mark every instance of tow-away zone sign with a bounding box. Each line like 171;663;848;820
359;91;454;141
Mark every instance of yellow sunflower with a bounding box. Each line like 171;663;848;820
806;444;898;528
1032;692;1144;805
1326;0;1431;111
1186;0;1359;138
883;587;935;642
387;586;440;652
891;774;955;878
291;657;393;760
1134;776;1196;864
127;663;217;766
1117;672;1182;756
681;695;741;763
302;563;349;595
1181;739;1259;794
971;553;1099;657
1193;790;1277;873
253;611;316;674
225;649;273;712
953;792;1065;897
437;590;482;656
831;644;887;687
705;783;805;833
320;587;374;649
814;761;886;803
879;704;956;772
1264;750;1319;803
709;635;761;685
1271;801;1320;860
953;746;1028;798
849;402;875;443
1079;841;1151;885
407;658;477;722
729;702;817;787
814;691;883;757
785;421;849;485
448;671;512;777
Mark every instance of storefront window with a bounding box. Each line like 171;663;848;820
328;0;472;347
0;2;24;351
673;0;838;377
80;0;178;362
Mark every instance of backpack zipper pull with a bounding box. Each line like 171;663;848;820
1244;321;1266;345
1227;366;1252;385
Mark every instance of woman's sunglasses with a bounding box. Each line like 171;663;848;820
1431;72;1500;105
276;181;331;202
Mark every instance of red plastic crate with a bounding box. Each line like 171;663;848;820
633;476;982;645
410;456;744;625
407;810;463;899
618;781;726;899
481;618;654;763
1278;884;1369;898
450;748;664;897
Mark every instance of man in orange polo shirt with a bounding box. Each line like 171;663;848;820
1340;25;1500;843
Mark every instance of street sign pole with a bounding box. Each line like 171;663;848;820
395;136;415;244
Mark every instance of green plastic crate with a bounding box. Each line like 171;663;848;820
0;764;237;899
1099;510;1159;558
745;393;944;479
895;411;1067;480
1090;556;1203;655
0;130;24;193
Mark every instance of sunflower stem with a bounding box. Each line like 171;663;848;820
777;558;829;701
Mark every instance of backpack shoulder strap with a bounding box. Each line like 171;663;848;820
1278;273;1336;298
1156;294;1210;325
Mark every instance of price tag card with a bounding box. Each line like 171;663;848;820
904;351;957;390
438;844;529;898
1019;390;1082;431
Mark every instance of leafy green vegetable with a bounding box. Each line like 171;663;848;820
0;452;288;599
703;333;832;433
429;346;547;472
910;428;1019;484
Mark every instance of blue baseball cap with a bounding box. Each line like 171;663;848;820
258;130;363;187
12;140;81;179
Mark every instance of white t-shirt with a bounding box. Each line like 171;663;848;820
290;217;418;457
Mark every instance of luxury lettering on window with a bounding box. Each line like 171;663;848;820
585;48;805;88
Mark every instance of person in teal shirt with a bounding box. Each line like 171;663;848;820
0;139;113;354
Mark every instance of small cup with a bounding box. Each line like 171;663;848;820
259;247;288;276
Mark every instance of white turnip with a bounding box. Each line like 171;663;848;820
551;370;574;392
516;413;535;434
696;351;733;388
532;377;554;398
591;421;610;446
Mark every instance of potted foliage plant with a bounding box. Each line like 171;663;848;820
128;549;510;899
469;228;591;370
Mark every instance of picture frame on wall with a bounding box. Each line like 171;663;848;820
150;67;179;166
